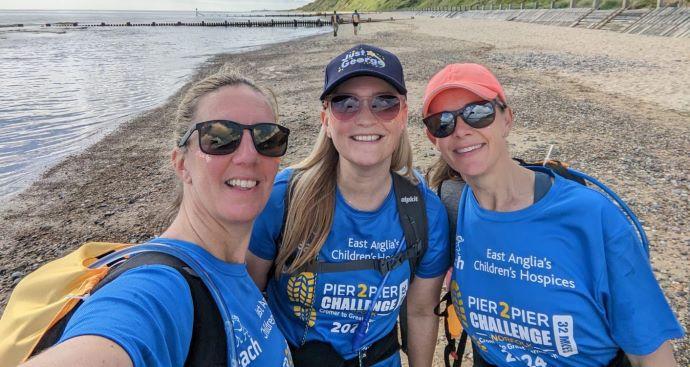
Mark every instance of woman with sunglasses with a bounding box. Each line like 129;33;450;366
21;69;294;367
247;44;450;367
423;63;683;367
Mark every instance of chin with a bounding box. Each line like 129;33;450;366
450;161;489;178
217;205;262;225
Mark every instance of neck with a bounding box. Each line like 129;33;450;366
161;201;251;263
337;159;392;211
464;157;534;212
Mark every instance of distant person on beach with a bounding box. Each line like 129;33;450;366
19;70;294;367
352;10;361;35
422;63;684;367
331;10;339;37
247;44;450;367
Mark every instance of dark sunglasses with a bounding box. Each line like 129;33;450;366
325;94;403;122
178;120;290;157
423;99;507;138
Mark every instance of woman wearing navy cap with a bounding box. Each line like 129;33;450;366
247;44;451;367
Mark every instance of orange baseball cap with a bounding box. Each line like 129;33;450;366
422;63;507;117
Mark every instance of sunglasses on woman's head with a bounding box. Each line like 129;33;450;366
178;120;290;157
325;94;403;122
423;99;506;138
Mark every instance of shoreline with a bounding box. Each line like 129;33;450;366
0;17;687;364
0;26;329;205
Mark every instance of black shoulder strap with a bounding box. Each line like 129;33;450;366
32;252;226;367
390;173;428;355
391;172;428;281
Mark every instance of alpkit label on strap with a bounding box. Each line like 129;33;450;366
400;195;419;204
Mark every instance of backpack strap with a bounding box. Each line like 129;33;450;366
392;172;428;354
437;179;465;260
31;252;226;367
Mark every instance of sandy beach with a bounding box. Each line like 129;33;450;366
1;15;688;364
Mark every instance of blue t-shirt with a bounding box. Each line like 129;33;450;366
450;170;684;367
250;168;450;365
59;238;293;367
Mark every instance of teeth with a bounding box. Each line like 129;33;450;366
352;135;381;142
226;179;258;189
456;144;482;154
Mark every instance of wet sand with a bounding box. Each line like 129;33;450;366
1;15;688;364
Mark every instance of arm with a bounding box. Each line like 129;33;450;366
627;341;678;367
21;335;132;367
23;265;193;367
405;275;444;367
247;252;273;291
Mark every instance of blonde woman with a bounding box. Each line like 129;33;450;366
423;63;684;367
247;44;450;367
21;69;294;367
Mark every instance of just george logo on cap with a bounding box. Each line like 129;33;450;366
320;44;407;100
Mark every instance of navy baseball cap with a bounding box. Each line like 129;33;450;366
320;44;406;100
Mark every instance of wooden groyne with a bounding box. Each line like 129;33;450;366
233;13;332;17
44;19;332;28
413;6;690;37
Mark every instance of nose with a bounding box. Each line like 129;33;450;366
452;117;474;138
231;130;259;165
352;103;378;127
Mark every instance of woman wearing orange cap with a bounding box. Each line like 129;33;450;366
422;63;683;367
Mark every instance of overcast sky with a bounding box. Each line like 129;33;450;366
1;0;313;11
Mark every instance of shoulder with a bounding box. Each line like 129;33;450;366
275;167;293;184
552;173;612;209
415;177;448;222
551;174;634;237
101;264;192;303
59;265;194;366
265;168;294;206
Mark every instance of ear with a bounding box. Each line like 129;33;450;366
425;128;437;145
501;106;514;138
399;103;409;129
321;107;332;138
172;148;192;184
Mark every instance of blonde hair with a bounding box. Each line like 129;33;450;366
274;118;416;276
426;157;463;189
168;66;279;219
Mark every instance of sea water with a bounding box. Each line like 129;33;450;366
0;10;328;202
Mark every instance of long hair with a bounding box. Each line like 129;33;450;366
274;123;416;276
426;157;463;190
167;66;279;222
